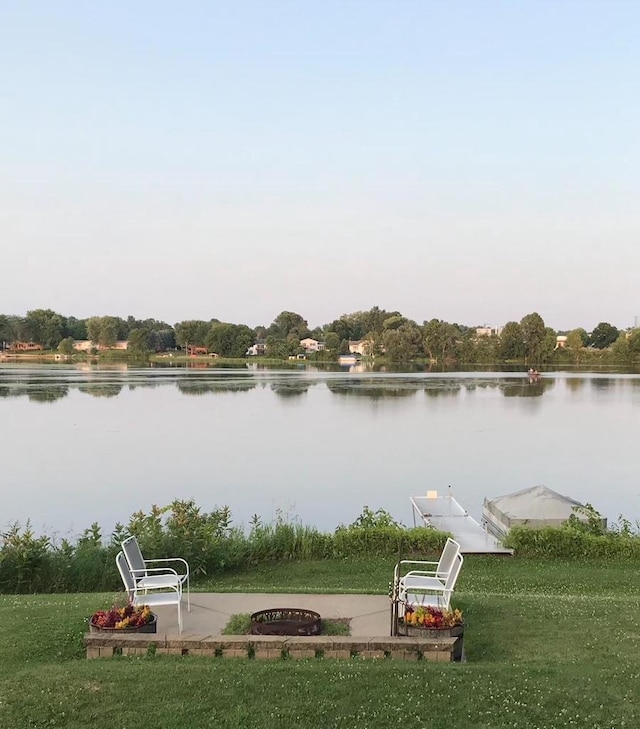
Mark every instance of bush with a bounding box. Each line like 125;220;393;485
504;525;640;559
0;501;446;593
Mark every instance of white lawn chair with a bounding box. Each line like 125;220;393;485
399;551;464;611
390;541;464;635
395;538;461;583
116;551;183;633
121;535;190;611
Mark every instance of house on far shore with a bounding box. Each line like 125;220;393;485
475;325;503;337
348;340;372;355
299;338;325;353
186;345;207;356
246;340;266;356
10;341;44;351
72;340;129;352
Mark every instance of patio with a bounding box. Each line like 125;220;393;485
85;592;460;661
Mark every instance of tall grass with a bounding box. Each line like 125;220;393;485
0;501;448;593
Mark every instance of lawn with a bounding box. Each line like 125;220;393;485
1;556;639;728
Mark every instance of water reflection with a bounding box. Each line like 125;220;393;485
28;386;69;403
501;378;555;398
78;384;123;398
565;378;586;393
175;379;257;396
270;382;310;397
424;381;462;397
326;378;419;399
0;365;637;404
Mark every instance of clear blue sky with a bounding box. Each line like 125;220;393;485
2;1;638;331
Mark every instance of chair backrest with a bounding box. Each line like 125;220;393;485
122;536;147;577
437;538;461;576
444;552;464;591
116;551;135;601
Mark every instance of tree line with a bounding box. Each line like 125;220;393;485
0;307;638;365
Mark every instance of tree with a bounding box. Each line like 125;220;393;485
127;329;150;357
24;309;64;349
498;321;524;360
86;316;119;348
149;328;176;352
610;333;631;363
566;328;588;364
267;311;310;340
64;316;87;340
382;323;422;362
324;332;340;352
520;312;546;363
540;327;558;363
423;319;460;363
265;335;289;359
627;329;640;355
589;322;619;349
174;320;210;348
0;314;16;349
205;323;255;357
57;337;75;356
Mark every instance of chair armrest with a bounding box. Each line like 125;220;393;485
399;560;438;567
144;558;190;576
130;566;179;577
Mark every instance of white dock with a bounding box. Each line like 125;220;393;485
411;492;512;555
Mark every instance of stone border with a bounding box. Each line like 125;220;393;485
84;633;458;662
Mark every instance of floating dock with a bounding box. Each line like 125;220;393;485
411;491;512;555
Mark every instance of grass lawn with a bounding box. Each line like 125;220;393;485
1;556;639;728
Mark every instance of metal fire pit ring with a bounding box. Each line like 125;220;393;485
250;608;322;636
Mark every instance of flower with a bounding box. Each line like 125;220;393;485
90;604;154;629
402;606;463;628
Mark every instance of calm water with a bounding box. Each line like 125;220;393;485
1;363;638;538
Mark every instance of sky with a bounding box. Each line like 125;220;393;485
1;1;639;332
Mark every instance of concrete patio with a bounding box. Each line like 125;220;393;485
155;592;391;635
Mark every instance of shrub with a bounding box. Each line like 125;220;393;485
0;501;446;593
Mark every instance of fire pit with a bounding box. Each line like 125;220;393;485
250;608;322;636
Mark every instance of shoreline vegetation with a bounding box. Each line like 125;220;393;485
1;500;638;596
2;307;640;368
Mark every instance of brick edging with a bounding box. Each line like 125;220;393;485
84;632;458;662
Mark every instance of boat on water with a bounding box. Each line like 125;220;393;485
482;485;606;540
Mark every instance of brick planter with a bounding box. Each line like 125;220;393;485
84;633;459;662
399;623;464;662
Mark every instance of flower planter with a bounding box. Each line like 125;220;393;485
401;622;464;662
89;613;157;634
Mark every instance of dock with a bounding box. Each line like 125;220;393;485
411;492;512;555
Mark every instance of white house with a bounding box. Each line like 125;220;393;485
299;338;325;353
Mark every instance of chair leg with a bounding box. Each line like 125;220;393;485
187;577;190;612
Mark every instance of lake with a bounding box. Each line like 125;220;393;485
1;363;638;539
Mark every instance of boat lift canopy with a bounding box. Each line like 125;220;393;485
411;491;512;555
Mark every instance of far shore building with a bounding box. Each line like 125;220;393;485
299;338;325;353
246;340;266;356
186;345;207;356
475;326;503;337
73;340;129;352
10;341;44;351
348;339;376;356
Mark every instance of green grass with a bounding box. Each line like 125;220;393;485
220;612;350;636
1;557;640;728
